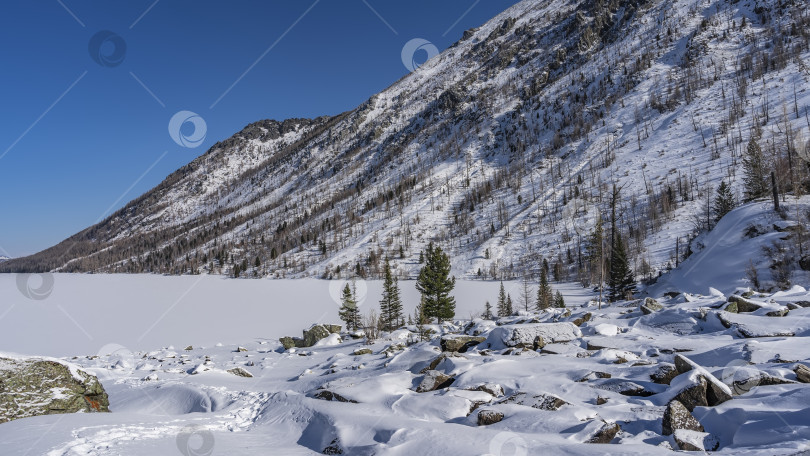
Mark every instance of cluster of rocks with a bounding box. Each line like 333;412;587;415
279;324;342;349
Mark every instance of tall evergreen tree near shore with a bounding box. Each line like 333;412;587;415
416;242;456;323
379;258;403;331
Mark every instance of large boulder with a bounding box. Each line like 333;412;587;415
727;295;764;313
673;354;733;406
662;400;704;435
303;325;332;347
640;297;664;314
440;335;486;353
416;370;455;392
795;364;810;383
669;372;732;412
0;356;110;423
486;322;582;349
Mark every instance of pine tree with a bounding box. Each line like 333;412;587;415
608;233;636;301
338;282;361;331
713;180;735;223
506;294;514;316
742;138;769;201
483;301;494;320
497;281;508;317
536;267;553;310
379;258;403;331
415;242;456;323
553;290;565;308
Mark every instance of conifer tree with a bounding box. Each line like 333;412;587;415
483;301;494;320
497;281;508;317
743;138;769;201
338;282;361;331
506;293;514;316
608;233;635;301
553;290;565;308
379;258;403;331
536;267;553;310
713;180;735;223
415;242;456;323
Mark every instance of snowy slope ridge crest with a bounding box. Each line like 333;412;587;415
3;0;809;282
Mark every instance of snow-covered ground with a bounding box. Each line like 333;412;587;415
2;201;810;454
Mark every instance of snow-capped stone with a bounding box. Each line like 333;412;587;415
227;367;253;378
485;322;582;349
586;421;621;444
416;370;455;392
640;297;664;314
673;429;720;451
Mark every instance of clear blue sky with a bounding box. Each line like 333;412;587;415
0;0;519;258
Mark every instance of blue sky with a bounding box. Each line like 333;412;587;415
0;0;519;258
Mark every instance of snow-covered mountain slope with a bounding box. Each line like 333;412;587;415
4;0;809;280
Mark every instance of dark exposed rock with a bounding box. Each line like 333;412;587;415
578;371;612;382
727;295;765;313
477;409;505;426
572;312;593;327
352;348;372;356
662;400;703;435
586;421;621;444
440;335;486;353
313;390;357;403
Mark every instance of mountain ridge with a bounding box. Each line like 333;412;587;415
3;0;809;284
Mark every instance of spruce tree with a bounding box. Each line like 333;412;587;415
742;138;769;201
608;233;636;301
506;294;514;316
536;267;553;310
379;258;403;331
497;281;508;317
713;180;735;223
415;242;456;323
553;290;565;308
338;282;361;331
483;301;494;320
